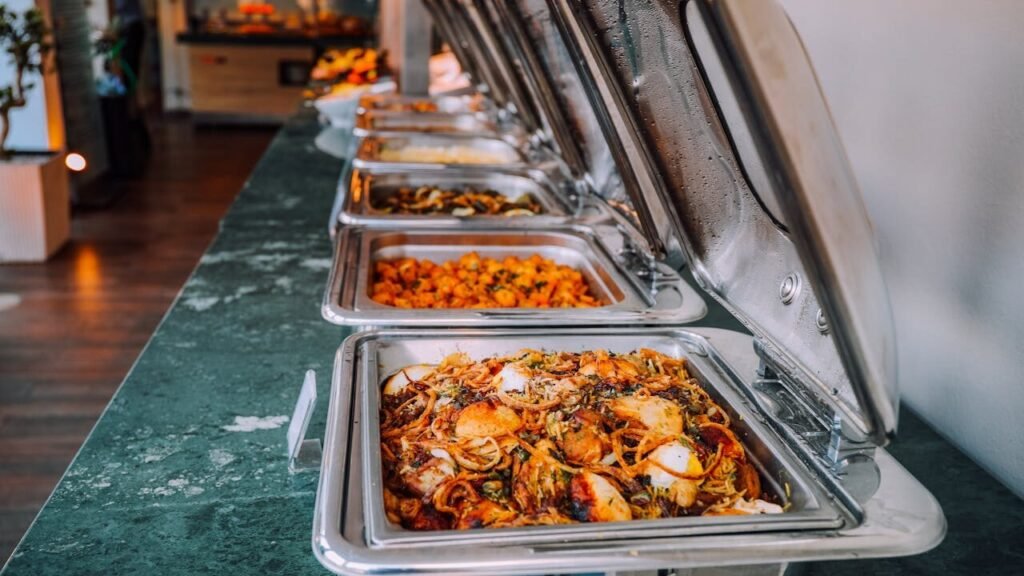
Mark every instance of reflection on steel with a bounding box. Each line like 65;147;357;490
322;228;707;327
312;329;945;575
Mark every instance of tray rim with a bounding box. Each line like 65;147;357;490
320;225;709;327
312;327;946;576
358;330;847;549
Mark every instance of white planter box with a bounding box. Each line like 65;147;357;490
0;153;70;262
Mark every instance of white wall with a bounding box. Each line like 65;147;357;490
158;0;191;110
86;0;110;80
0;0;52;151
780;0;1024;497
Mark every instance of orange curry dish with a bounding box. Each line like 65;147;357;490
371;252;600;309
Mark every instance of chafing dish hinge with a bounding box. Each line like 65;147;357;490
753;339;879;504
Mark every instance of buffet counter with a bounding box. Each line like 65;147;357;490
1;111;1019;575
178;33;370;122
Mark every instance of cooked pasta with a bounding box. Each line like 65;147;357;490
379;349;783;531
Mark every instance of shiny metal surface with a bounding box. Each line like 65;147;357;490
352;110;526;144
312;328;946;575
337;166;576;228
545;0;677;262
456;0;544;137
421;0;485;92
354;111;501;135
357;93;493;115
778;0;1024;497
530;0;898;446
321;227;707;327
352;134;537;170
359;332;846;549
423;0;509;107
692;0;898;444
485;0;588;178
511;0;653;260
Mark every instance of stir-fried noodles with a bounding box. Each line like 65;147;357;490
380;349;783;530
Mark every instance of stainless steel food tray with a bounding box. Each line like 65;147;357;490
312;328;946;576
357;93;493;115
359;331;845;549
352;110;526;144
337;165;591;229
321;227;707;327
352;134;544;171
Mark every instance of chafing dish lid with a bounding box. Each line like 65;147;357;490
536;0;898;446
424;0;592;182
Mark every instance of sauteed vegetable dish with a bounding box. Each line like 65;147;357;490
380;349;784;530
371;252;600;309
372;185;542;216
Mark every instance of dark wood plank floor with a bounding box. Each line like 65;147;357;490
0;117;276;563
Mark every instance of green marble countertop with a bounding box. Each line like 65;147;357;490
3;111;1021;575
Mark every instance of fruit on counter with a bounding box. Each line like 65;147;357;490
311;47;381;85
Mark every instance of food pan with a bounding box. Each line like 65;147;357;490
359;331;846;549
353;111;522;142
358;93;493;115
321;227;708;327
313;328;946;576
337;166;585;228
353;134;540;171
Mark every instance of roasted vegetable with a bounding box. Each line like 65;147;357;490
371;252;599;309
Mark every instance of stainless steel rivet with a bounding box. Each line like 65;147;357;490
816;309;830;334
779;273;800;305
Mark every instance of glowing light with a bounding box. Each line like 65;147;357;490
73;245;103;307
65;153;87;172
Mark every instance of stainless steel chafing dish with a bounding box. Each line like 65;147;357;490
336;166;582;228
357;94;492;115
353;111;517;140
313;0;945;573
326;0;706;326
352;133;537;171
359;331;846;549
315;329;943;575
322;226;706;327
351;0;585;174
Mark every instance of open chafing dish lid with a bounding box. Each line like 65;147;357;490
534;0;898;447
421;0;592;182
421;1;540;134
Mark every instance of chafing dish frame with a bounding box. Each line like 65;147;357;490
336;165;586;229
352;110;532;148
322;227;708;327
312;327;946;576
359;330;847;549
357;93;494;116
352;133;547;172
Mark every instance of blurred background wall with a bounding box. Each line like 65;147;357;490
779;0;1024;498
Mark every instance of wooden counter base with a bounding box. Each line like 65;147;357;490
187;44;311;121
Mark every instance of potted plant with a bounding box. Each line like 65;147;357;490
0;5;69;263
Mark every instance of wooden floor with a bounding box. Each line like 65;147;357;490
0;117;276;563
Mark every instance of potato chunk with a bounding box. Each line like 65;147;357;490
455;400;523;439
570;471;631;523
